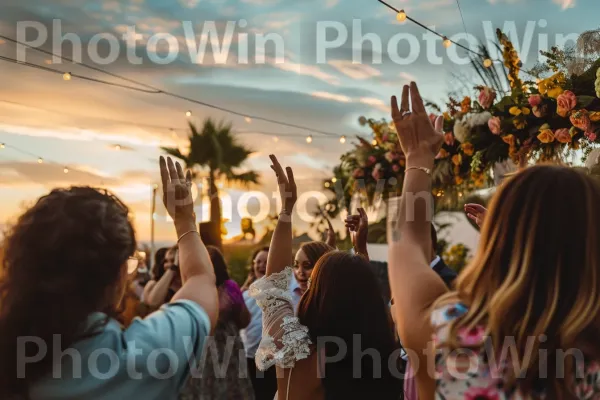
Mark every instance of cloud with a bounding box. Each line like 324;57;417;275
328;60;382;80
269;59;341;85
359;97;389;113
311;92;352;102
179;0;201;7
324;0;339;8
552;0;576;9
0;162;120;187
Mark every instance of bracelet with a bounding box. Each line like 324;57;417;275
177;229;198;243
405;166;431;175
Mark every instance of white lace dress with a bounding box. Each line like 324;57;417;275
248;267;312;372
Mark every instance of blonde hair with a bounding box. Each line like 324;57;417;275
434;165;600;398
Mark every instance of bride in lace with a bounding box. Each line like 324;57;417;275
248;155;403;400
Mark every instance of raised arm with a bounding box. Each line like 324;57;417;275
144;269;176;307
345;207;369;260
158;156;218;328
265;154;297;277
387;82;449;398
324;215;337;248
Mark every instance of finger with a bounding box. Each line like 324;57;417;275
357;207;368;222
185;170;192;185
467;213;476;222
159;156;170;189
401;85;410;112
410;82;426;114
434;115;444;132
285;167;297;198
167;157;178;181
391;96;400;119
175;161;185;181
326;217;334;229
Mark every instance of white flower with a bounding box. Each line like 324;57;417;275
453;118;469;143
466;111;492;128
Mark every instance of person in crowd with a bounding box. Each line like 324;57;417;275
290;241;334;310
399;224;457;400
241;247;277;400
388;81;600;399
0;156;218;399
147;247;169;290
180;245;254;400
143;245;181;307
130;252;152;299
248;154;403;400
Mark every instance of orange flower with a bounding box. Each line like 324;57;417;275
454;176;464;185
461;97;472;113
590;112;600;122
461;143;474;156
513;119;526;130
435;149;449;159
452;154;462;166
502;134;515;147
556;90;577;117
537;124;555;143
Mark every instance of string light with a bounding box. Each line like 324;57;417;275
37;157;43;164
324;182;331;188
483;58;493;68
185;110;192;117
115;144;121;151
306;135;313;144
331;177;337;183
371;139;378;146
273;136;279;142
63;166;69;174
245;117;252;123
340;135;346;144
443;37;452;48
396;10;407;22
63;72;71;81
0;143;4;149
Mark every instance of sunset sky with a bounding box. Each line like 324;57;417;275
0;0;596;245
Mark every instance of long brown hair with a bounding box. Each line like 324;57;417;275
0;187;136;398
298;241;334;266
435;165;600;398
298;251;402;399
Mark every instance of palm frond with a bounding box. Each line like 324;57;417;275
224;170;260;186
160;147;190;165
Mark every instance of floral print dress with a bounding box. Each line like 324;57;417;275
432;303;600;400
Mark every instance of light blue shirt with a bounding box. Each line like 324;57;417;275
241;290;262;359
30;300;211;400
289;274;302;312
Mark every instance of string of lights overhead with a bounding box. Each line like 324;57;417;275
0;34;352;142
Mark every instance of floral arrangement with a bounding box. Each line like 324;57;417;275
330;29;600;209
442;243;471;273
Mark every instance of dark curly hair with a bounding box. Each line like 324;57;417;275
0;187;136;398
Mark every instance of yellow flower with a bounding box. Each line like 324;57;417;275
537;128;555;143
461;143;474;156
521;107;531;115
452;154;462;166
547;87;564;99
461;97;472;113
590;112;600;122
513;119;527;129
509;106;522;116
538;81;547;95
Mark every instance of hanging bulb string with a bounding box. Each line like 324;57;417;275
0;34;343;137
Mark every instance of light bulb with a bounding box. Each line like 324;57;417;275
483;58;493;68
245;117;252;123
63;167;69;174
0;143;4;149
37;158;43;164
273;136;279;142
396;10;407;22
371;139;377;146
306;135;313;143
340;135;346;144
115;144;121;151
332;177;337;183
443;37;452;48
185;110;192;117
324;182;331;188
63;72;72;81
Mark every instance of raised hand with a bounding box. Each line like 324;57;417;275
345;207;369;257
324;216;336;248
391;82;444;162
159;156;196;233
464;203;487;228
269;154;297;220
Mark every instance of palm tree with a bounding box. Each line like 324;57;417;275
162;118;260;249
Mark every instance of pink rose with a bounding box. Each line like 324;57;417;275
444;132;455;146
488;116;502;135
571;110;591;132
557;90;577;117
382;134;389;142
465;386;500;400
554;128;571;143
586;131;598;142
392;164;400;172
528;94;542;108
533;104;548;118
371;164;383;180
352;168;364;178
367;155;376;165
457;325;485;346
478;86;496;109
